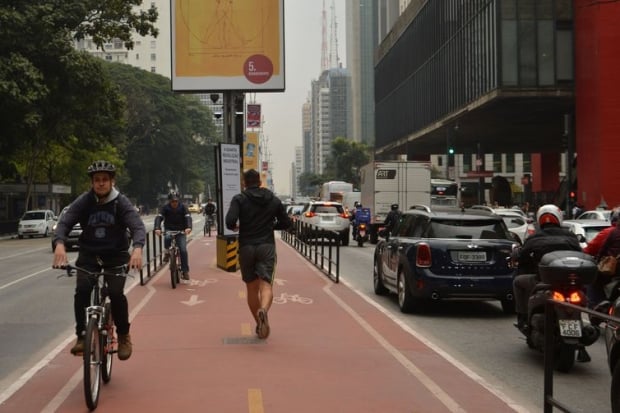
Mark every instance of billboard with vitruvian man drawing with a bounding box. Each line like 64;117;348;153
171;0;285;92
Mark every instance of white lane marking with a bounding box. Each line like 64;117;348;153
285;241;529;413
0;267;162;409
0;246;49;260
181;294;204;306
0;267;50;291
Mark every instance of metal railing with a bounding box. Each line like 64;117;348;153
281;220;340;283
543;300;620;413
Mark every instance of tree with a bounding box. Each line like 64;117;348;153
324;137;371;188
297;172;324;197
105;62;217;208
0;0;158;207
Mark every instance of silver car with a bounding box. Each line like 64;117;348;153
18;209;56;238
562;219;611;248
297;201;350;246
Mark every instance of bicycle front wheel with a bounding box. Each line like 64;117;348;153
170;251;178;289
101;302;114;383
83;317;102;411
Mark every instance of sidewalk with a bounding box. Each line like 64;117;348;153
0;235;527;412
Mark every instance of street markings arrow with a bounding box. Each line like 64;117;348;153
181;294;204;306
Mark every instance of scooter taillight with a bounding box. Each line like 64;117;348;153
551;289;584;304
416;243;431;267
359;223;367;230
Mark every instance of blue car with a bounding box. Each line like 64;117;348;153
373;205;520;314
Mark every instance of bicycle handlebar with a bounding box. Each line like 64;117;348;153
55;264;130;279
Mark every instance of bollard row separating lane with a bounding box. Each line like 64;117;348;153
281;220;339;283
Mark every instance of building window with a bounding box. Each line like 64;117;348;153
462;154;472;172
150;53;156;61
522;153;531;172
113;39;123;49
105;55;112;61
150;41;156;49
150;67;156;73
506;153;515;173
493;153;502;173
136;53;139;60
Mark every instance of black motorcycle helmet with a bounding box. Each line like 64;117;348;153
391;203;399;211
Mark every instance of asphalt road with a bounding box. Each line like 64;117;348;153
0;224;614;412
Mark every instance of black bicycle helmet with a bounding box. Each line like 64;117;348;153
168;192;180;201
87;160;116;177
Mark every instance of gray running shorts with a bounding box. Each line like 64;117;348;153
238;243;277;284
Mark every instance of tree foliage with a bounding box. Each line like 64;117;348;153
324;137;371;189
0;0;158;208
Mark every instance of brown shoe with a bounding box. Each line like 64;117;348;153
70;336;85;355
256;308;270;339
117;334;133;360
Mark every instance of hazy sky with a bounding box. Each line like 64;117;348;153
254;0;346;195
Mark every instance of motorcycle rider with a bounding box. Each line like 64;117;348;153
583;207;620;306
384;203;401;234
513;204;582;330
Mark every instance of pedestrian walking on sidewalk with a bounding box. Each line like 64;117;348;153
225;169;291;339
52;160;145;360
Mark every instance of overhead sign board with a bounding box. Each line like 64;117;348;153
170;0;285;92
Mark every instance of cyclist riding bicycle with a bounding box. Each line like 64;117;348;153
154;192;193;280
203;198;217;222
52;160;146;360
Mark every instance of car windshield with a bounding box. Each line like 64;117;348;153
22;212;45;220
428;219;511;240
584;226;609;243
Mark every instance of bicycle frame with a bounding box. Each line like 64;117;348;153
58;264;128;411
165;231;183;288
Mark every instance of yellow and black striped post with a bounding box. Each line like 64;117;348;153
217;235;239;272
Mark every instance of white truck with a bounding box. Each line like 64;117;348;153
360;161;431;243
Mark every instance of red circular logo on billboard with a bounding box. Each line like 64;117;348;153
243;55;273;84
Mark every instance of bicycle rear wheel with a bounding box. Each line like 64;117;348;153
83;317;102;410
101;302;114;383
170;249;178;289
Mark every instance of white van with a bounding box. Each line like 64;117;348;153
342;191;361;212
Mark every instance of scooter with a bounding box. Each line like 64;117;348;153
516;250;600;372
352;207;371;247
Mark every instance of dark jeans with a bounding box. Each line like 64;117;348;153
513;273;538;315
74;254;130;337
164;232;189;272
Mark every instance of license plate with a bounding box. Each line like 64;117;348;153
457;251;486;262
558;319;582;337
322;216;334;222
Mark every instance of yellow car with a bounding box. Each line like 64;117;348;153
188;203;201;213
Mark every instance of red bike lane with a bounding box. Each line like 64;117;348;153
0;235;529;413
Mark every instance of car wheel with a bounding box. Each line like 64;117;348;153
373;256;388;295
43;228;49;237
340;229;349;246
397;268;416;313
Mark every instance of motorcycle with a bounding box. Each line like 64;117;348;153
351;207;371;247
516;250;599;372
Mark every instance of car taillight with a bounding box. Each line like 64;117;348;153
416;243;432;267
304;212;316;218
339;213;349;219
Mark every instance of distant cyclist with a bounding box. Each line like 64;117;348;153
203;198;216;219
154;192;193;280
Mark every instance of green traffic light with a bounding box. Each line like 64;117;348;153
448;148;454;155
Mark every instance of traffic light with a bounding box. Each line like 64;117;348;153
569;191;576;203
448;147;455;155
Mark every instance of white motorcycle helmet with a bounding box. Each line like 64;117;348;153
536;204;562;227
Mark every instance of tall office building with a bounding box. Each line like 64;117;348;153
310;68;352;175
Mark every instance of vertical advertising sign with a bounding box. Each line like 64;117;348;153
246;104;261;128
218;143;241;236
243;132;259;172
171;0;285;92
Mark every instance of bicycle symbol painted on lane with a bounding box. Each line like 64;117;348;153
273;293;313;305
